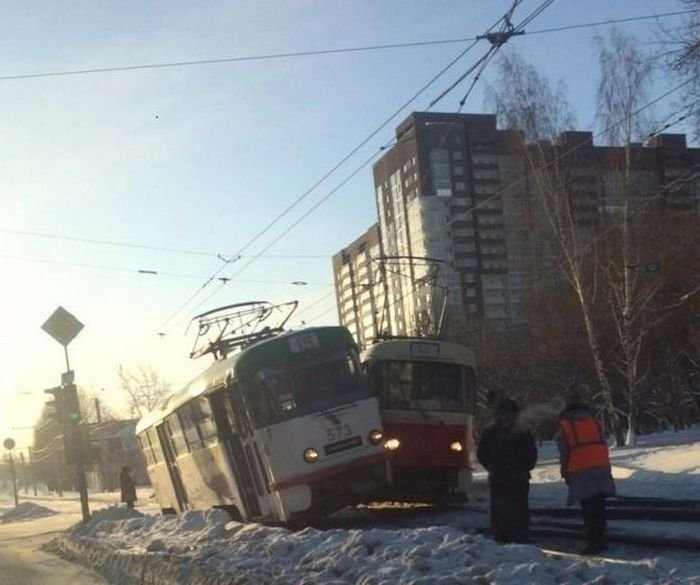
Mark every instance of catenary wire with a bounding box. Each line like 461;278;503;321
0;227;329;259
154;5;519;334
0;9;692;83
2;8;692;265
0;253;333;284
170;0;559;332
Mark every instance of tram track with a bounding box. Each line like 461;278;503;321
308;496;700;556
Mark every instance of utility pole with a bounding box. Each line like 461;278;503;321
3;438;18;507
94;398;102;423
19;452;27;494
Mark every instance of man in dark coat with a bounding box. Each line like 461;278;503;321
477;398;538;544
120;466;137;508
556;396;615;555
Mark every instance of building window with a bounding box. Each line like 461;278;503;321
430;149;452;196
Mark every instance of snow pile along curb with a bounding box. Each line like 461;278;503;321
1;502;57;523
41;507;700;585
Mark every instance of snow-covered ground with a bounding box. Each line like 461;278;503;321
2;426;700;584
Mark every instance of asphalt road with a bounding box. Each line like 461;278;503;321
0;503;108;585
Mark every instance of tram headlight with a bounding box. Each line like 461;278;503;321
368;429;383;445
303;448;319;463
449;441;464;453
385;438;401;451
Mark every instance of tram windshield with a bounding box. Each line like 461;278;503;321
248;350;371;425
369;360;476;413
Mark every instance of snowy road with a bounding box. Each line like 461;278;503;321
0;512;108;585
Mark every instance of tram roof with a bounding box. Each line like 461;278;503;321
135;325;356;434
361;337;476;367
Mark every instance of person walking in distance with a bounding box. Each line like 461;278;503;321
120;466;137;509
477;398;538;544
557;395;616;555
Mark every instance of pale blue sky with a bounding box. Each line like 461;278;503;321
0;0;688;448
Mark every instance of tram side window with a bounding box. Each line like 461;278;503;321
147;429;164;463
197;397;219;446
165;415;188;457
138;435;154;466
178;404;204;451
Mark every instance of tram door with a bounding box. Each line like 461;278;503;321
211;386;261;518
156;421;188;512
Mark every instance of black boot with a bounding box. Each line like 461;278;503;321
580;527;607;555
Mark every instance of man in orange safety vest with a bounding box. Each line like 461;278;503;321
556;395;615;555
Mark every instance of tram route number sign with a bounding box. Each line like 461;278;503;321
410;341;440;359
289;332;319;354
3;438;15;450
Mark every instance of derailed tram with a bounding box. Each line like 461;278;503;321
136;303;385;523
361;338;477;500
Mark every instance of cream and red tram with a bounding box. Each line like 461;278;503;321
136;325;385;522
361;338;477;499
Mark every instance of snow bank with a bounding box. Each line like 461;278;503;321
45;508;700;585
1;501;57;523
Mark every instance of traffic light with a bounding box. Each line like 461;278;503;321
63;383;81;425
44;386;67;423
43;382;82;425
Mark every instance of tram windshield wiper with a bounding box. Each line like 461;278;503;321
322;411;341;425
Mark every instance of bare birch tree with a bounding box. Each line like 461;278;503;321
659;0;700;139
595;29;660;445
486;49;626;443
117;364;172;419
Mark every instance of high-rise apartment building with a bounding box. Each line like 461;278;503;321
333;111;700;343
332;224;386;349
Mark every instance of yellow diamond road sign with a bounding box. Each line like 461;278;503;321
41;306;84;346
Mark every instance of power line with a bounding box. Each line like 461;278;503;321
0;226;329;259
0;9;693;83
0;8;688;279
157;2;687;336
294;291;338;319
524;8;699;37
647;95;700;139
203;1;561;337
305;304;342;325
0;252;332;285
169;0;555;333
154;7;514;335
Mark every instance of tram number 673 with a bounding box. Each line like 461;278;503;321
326;424;352;443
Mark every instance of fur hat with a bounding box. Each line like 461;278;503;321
496;398;519;414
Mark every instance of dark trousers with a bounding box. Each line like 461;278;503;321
489;478;530;543
580;494;607;547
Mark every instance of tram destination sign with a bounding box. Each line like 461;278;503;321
410;341;440;359
41;306;84;346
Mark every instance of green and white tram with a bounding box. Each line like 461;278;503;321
136;325;386;522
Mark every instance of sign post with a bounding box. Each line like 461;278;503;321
3;438;18;508
41;306;90;522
